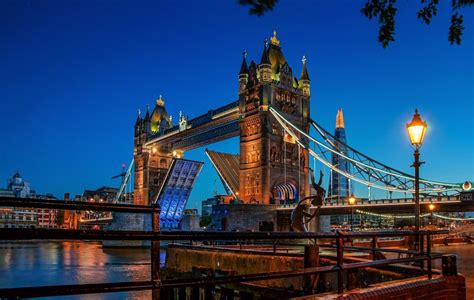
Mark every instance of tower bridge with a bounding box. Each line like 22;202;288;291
128;32;470;229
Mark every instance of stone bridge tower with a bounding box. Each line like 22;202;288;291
134;96;174;206
238;32;311;204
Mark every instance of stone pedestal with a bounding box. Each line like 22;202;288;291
102;212;151;248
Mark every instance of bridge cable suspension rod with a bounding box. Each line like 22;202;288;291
269;107;459;189
311;120;458;188
272;107;421;183
270;108;457;194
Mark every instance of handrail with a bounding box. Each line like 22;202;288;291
0;197;451;298
0;228;449;241
0;196;155;213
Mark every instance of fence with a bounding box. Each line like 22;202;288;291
0;196;452;299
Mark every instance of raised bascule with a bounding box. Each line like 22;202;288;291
131;32;470;230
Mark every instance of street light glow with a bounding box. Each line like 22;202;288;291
348;194;356;205
406;109;427;147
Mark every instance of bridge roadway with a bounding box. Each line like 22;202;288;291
277;195;474;215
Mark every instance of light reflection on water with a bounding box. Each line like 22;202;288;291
0;241;166;299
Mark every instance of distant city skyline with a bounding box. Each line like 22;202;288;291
1;1;472;210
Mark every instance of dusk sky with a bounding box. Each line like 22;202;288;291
1;1;472;210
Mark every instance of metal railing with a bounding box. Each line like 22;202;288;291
0;197;452;299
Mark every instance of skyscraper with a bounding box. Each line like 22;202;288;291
328;108;350;202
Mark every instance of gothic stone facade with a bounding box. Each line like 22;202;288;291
238;33;311;204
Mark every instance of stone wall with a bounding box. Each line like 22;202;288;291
102;212;151;248
165;244;305;289
211;204;278;231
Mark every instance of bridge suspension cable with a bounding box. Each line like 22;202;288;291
268;107;462;196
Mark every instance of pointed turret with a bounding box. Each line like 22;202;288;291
336;108;345;129
135;108;143;136
239;50;248;75
300;55;310;81
135;108;142;125
258;39;272;83
239;50;249;94
299;55;311;97
142;104;150;134
144;104;150;121
260;39;270;65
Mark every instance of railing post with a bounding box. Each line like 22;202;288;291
151;205;161;300
420;231;425;270
336;231;344;294
442;254;458;276
427;231;432;279
304;244;320;295
371;235;377;260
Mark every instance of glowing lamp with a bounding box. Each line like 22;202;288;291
348;194;356;205
172;150;183;158
429;203;435;211
406;109;427;147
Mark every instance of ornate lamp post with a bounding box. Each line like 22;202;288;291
348;194;356;231
406;109;427;249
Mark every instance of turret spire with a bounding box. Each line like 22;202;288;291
300;55;310;81
136;108;142;124
270;30;280;47
239;50;248;75
156;95;165;107
144;104;150;121
260;39;270;65
336;108;345;129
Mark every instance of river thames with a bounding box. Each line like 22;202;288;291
0;241;472;299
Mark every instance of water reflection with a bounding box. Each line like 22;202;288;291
0;241;164;299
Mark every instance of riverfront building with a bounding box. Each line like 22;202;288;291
0;171;57;228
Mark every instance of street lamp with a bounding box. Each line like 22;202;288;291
348;194;356;231
406;109;427;249
429;203;436;225
428;203;435;212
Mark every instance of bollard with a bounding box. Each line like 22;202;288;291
442;254;458;276
151;205;161;300
304;244;320;294
371;235;377;260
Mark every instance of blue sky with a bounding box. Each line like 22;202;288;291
0;0;472;210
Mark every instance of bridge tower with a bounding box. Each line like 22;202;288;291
238;32;311;204
133;96;174;206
